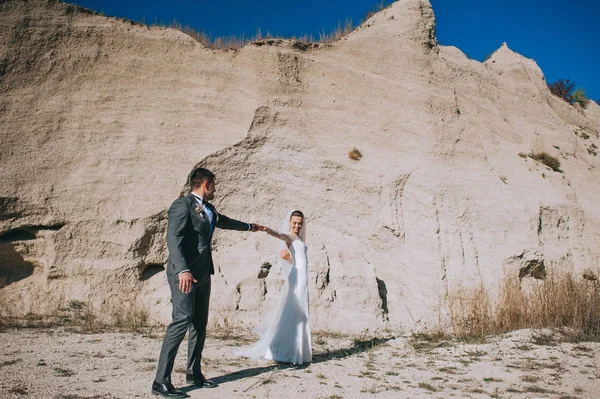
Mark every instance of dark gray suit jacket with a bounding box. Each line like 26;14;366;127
166;194;249;278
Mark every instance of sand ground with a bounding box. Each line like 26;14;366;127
1;325;599;399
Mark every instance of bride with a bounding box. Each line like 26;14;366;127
241;210;312;365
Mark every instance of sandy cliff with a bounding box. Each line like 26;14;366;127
1;0;599;332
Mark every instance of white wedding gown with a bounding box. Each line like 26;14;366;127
241;239;312;364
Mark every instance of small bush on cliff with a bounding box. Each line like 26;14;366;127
548;78;577;103
548;78;590;109
521;151;562;172
528;151;561;172
349;147;363;161
572;88;590;109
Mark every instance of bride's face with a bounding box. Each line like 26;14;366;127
289;216;303;235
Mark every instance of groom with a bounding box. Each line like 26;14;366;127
152;167;259;398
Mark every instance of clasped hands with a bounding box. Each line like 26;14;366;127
250;223;265;232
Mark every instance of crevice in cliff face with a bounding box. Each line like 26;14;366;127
509;251;525;261
235;283;242;311
260;279;267;301
257;261;272;279
0;224;65;242
324;255;330;287
0;223;64;284
376;277;389;321
519;259;546;280
0;228;36;242
472;234;482;281
434;197;449;296
459;230;465;265
0;243;35;285
258;261;271;302
316;251;331;294
328;290;337;303
388;173;411;240
139;263;165;281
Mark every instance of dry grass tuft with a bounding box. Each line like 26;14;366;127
169;20;250;50
49;0;394;51
448;283;492;340
60;299;151;333
157;2;392;49
418;382;438;392
8;386;28;395
520;151;562;172
208;317;254;343
447;270;600;341
410;330;453;351
0;291;153;333
348;147;363;161
318;18;354;44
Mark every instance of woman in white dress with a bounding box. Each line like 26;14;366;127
241;210;312;365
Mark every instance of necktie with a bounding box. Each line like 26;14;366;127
203;202;215;235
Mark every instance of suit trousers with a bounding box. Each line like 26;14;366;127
155;271;211;384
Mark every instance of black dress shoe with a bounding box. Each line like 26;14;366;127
151;381;185;398
186;373;217;388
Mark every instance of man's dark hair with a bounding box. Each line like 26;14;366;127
290;210;304;219
190;168;215;190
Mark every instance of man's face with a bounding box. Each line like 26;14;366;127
204;179;216;200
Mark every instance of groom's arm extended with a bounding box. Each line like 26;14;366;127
216;212;255;232
166;199;190;274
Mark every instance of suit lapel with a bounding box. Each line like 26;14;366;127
187;194;210;236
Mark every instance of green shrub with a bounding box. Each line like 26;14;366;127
572;88;590;109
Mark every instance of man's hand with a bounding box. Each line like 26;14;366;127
178;271;197;293
279;249;291;262
250;223;263;232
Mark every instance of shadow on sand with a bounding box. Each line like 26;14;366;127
181;336;394;393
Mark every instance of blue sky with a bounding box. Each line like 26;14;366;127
69;0;599;102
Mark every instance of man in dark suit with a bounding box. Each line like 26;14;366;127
152;167;259;398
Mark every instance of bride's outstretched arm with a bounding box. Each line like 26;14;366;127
259;226;292;245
